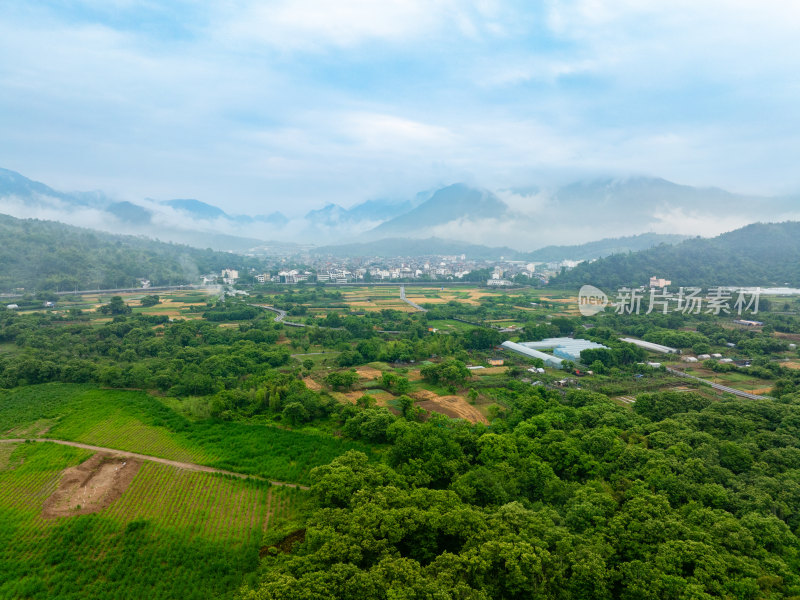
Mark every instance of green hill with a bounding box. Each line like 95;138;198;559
524;233;688;262
550;222;800;289
0;213;262;292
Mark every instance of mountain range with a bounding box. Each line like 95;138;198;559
2;167;799;256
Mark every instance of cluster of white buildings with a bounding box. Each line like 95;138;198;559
316;268;353;284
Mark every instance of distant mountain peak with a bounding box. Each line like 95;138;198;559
365;183;510;239
162;198;228;220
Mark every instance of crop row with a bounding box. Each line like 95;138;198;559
0;443;300;599
57;412;211;464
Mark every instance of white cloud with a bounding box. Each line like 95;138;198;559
217;0;502;50
2;0;800;225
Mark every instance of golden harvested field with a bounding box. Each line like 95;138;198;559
406;288;522;307
747;387;774;396
475;367;509;375
338;285;528;311
355;366;384;380
336;389;397;408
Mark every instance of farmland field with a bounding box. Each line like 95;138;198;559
0;441;305;600
0;384;372;485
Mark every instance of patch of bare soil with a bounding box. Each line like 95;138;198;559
355;366;384;380
783;362;800;370
260;529;306;557
42;453;141;518
405;369;422;381
412;390;488;424
747;387;774;396
776;332;800;342
303;377;323;391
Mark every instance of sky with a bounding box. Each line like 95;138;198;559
2;0;800;216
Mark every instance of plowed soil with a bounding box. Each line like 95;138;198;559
412;390;488;424
42;453;142;518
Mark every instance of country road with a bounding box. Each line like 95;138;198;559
400;285;428;312
0;438;309;489
665;367;772;401
250;304;310;327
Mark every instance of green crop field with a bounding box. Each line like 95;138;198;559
0;442;305;600
0;384;372;485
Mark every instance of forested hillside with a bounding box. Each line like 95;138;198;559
524;232;688;262
551;222;800;289
0;214;262;292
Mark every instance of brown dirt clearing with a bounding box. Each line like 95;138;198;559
303;377;323;391
42;453;142;518
746;387;773;396
412;390;488;424
404;369;423;381
355;366;384;380
260;529;306;557
776;332;800;342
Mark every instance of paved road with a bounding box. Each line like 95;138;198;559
0;438;308;489
255;304;288;322
400;285;428;312
250;304;309;327
665;367;772;400
1;284;206;300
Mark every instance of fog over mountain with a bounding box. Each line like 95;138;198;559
2;167;799;253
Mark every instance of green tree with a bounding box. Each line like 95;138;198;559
99;296;132;315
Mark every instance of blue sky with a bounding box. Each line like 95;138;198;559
2;0;799;214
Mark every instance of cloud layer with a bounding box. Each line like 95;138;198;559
1;1;799;215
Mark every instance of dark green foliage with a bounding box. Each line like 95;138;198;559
552;221;800;288
324;370;359;391
98;295;131;315
242;379;800;599
420;359;471;388
633;391;712;421
203;305;260;321
139;294;161;307
0;213;263;291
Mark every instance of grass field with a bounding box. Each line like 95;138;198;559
0;442;304;600
0;384;371;485
681;366;775;393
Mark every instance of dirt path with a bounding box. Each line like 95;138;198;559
0;438;309;490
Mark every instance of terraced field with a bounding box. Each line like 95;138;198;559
0;442;306;600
